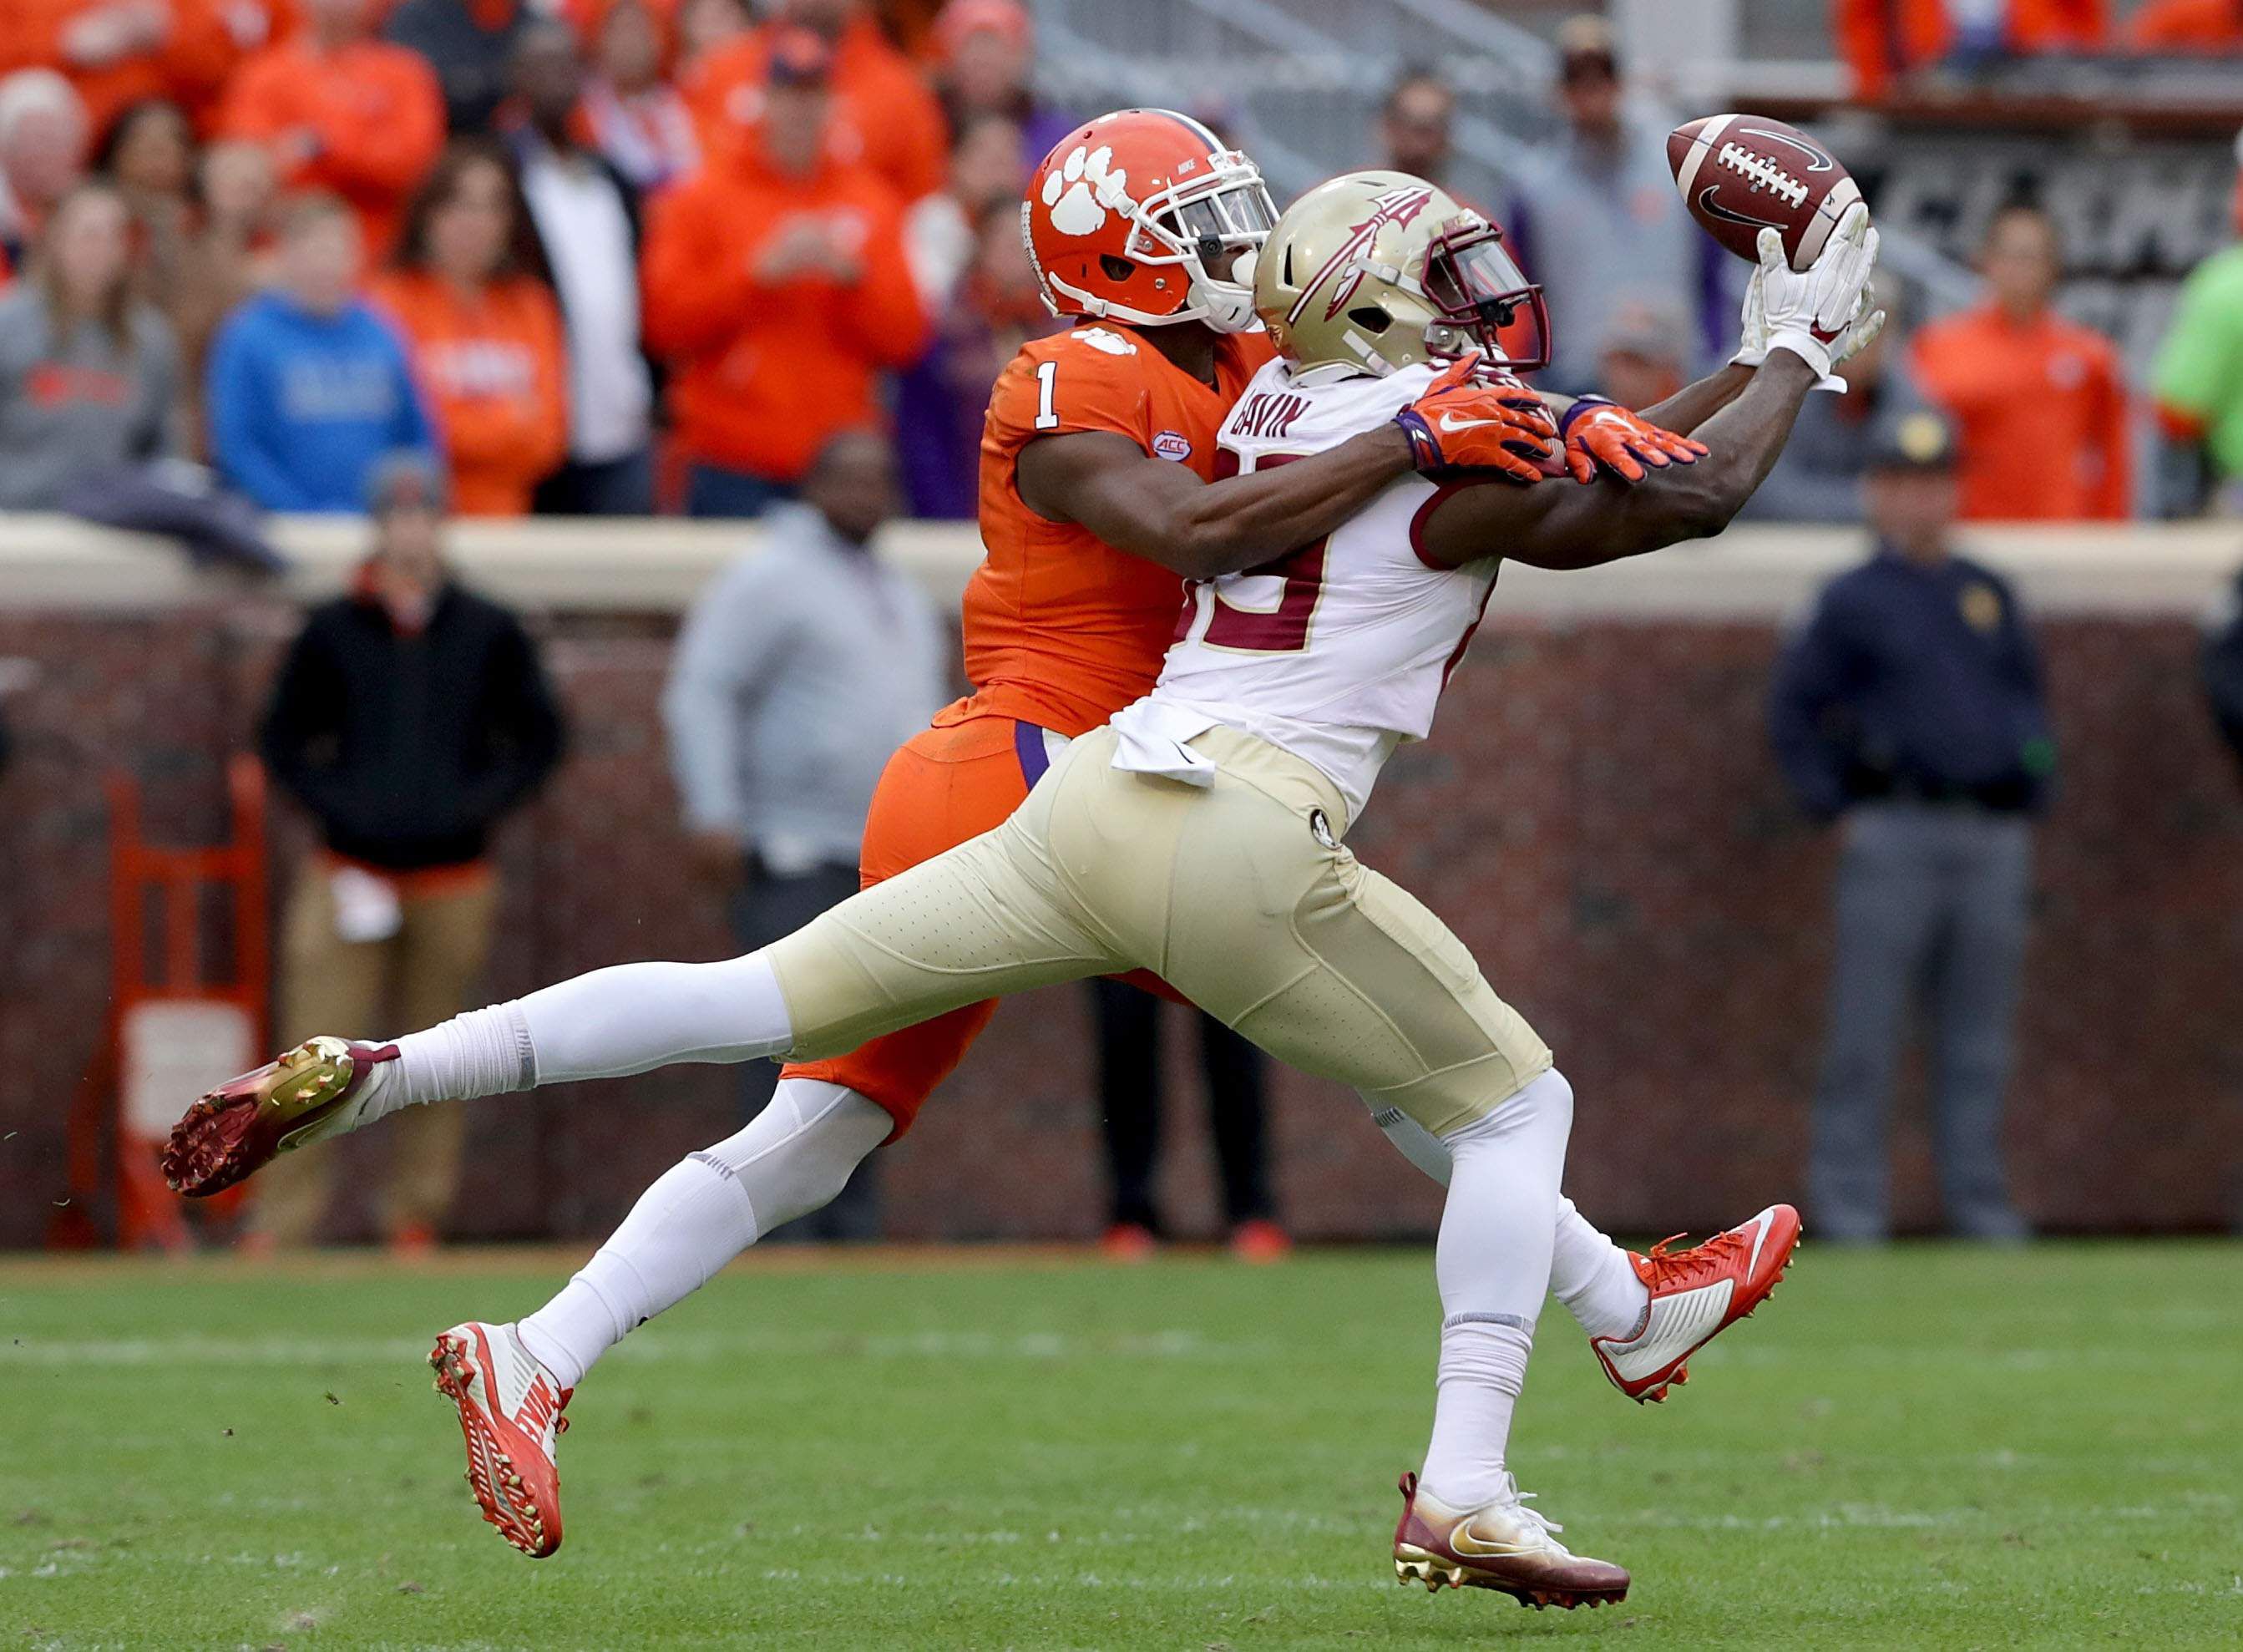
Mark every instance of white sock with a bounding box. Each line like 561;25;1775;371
516;1080;888;1388
371;952;796;1123
1551;1197;1648;1340
1417;1069;1572;1511
1359;1091;1645;1340
1421;1317;1532;1509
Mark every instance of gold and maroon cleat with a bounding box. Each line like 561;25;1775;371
1590;1203;1802;1403
429;1322;571;1558
161;1036;398;1197
1393;1472;1630;1610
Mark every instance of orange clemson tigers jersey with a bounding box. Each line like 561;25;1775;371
947;319;1277;737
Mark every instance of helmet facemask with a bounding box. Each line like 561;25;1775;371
1126;160;1279;332
1419;218;1549;372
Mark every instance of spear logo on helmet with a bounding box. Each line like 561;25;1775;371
1289;185;1436;327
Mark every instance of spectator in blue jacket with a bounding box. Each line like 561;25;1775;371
205;191;435;512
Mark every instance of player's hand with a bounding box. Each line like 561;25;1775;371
1393;352;1559;483
1754;204;1881;388
1734;263;1885;381
1558;398;1707;484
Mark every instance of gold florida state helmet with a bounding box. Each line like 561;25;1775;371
1248;169;1549;376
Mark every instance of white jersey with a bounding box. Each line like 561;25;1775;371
1108;358;1497;823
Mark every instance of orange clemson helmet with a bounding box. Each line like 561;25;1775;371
1021;108;1278;333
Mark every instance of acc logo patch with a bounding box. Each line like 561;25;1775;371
1152;430;1192;462
1073;327;1137;356
1959;581;2003;633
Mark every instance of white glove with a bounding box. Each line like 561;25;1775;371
1747;205;1881;391
1731;261;1770;368
1735;273;1886;388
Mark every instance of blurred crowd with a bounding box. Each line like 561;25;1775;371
1838;0;2243;99
0;0;1073;521
1;0;2240;528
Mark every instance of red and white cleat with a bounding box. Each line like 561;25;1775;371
1590;1203;1802;1403
161;1036;398;1198
1393;1472;1630;1609
429;1322;572;1558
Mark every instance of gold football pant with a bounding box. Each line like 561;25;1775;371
767;725;1551;1138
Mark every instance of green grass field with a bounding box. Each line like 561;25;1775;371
3;1242;2238;1650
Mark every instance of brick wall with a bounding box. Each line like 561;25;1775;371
3;597;2238;1248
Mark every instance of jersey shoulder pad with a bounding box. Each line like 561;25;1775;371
988;327;1154;449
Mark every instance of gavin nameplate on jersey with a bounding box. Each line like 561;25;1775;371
1110;351;1496;829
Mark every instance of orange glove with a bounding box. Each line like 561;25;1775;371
1392;352;1560;484
1559;397;1709;484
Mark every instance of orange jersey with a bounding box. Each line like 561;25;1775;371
1911;303;2130;521
216;35;444;253
369;271;568;516
682;15;948;206
951;321;1276;737
640;126;926;482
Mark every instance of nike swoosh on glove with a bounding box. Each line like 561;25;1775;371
1394;352;1561;483
1559;398;1708;484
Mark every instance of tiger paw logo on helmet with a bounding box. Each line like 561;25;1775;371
1040;144;1135;237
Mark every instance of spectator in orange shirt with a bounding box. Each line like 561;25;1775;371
1911;202;2131;521
372;138;565;514
2125;0;2243;50
685;0;946;205
1835;0;2108;100
0;68;90;268
217;0;444;253
644;26;927;517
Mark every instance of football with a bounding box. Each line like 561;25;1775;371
1666;113;1864;271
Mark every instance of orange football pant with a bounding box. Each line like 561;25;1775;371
781;714;1180;1139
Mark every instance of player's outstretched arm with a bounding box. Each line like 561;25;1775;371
1420;352;1820;570
1016;426;1417;580
1422;205;1881;571
1637;363;1755;437
1015;367;1556;581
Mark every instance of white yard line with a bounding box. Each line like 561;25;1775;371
0;1327;1242;1367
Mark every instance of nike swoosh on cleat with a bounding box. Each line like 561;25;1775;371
1746;1213;1771;1275
1450;1523;1538;1559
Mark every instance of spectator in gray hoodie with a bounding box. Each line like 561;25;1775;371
662;427;948;1239
0;180;180;509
